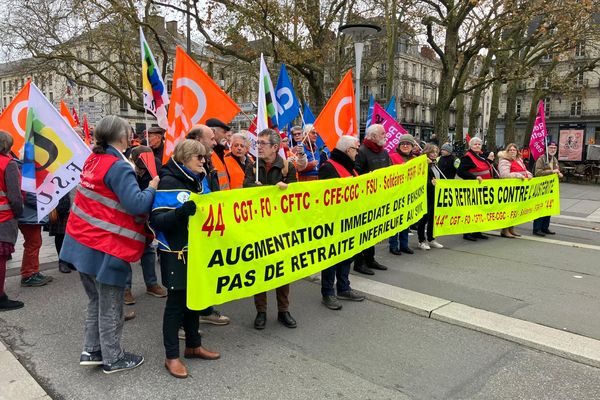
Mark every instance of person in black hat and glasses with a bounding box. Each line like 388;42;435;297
147;127;166;164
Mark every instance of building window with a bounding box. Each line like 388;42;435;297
410;83;415;95
120;97;128;112
571;97;582;116
88;96;94;102
2;81;5;91
516;98;522;116
167;80;173;93
381;63;387;74
362;85;369;100
49;92;54;102
412;63;416;77
574;72;584;86
543;77;550;89
544;97;550;115
379;84;386;98
575;42;585;57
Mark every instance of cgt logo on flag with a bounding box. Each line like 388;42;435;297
0;80;30;157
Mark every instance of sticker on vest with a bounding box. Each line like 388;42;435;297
176;192;190;203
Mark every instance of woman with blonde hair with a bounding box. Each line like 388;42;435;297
498;143;533;238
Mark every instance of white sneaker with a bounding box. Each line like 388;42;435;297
429;240;444;249
418;242;430;250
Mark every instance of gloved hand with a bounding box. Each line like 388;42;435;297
175;200;196;217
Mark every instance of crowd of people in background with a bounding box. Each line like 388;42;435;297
0;116;564;378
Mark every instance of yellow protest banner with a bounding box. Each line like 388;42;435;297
186;156;428;310
433;175;560;236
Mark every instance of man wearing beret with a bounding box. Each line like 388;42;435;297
147;126;166;163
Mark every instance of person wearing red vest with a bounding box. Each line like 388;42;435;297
457;136;495;241
318;136;366;310
224;133;253;189
0;132;24;311
61;116;159;374
498;143;533;238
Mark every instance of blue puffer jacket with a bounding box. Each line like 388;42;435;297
18;192;49;225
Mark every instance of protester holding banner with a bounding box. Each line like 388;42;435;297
457;137;495;241
498;143;533;238
0;131;24;311
437;142;458;179
150;139;220;379
244;128;298;329
223;133;253;189
532;142;562;236
417;144;445;250
318;135;366;310
61;115;159;374
353;124;390;275
388;134;417;256
297;124;321;181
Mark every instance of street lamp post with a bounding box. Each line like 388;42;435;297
338;23;381;133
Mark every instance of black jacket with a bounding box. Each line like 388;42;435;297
243;155;297;187
457;150;496;180
318;149;355;180
437;154;457;179
150;158;203;291
355;143;391;175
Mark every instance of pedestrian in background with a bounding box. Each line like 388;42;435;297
417;144;444;250
532;141;562;236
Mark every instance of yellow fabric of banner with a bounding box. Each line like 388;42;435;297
187;156;428;310
433;175;560;236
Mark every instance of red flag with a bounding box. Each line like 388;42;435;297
71;108;80;126
60;100;77;128
138;151;158;178
0;80;30;156
313;71;357;151
465;133;472;144
82;114;90;145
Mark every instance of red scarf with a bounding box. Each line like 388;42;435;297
363;138;384;153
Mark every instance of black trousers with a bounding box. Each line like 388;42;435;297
163;290;202;359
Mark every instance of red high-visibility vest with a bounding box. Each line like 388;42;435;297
465;151;493;179
66;153;149;262
211;152;230;191
0;154;15;222
327;159;358;178
510;159;528;174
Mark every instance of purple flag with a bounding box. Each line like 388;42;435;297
529;101;547;161
371;102;408;154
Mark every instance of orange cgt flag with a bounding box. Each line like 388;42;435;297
165;46;241;163
313;70;357;151
60;100;78;128
0;80;30;156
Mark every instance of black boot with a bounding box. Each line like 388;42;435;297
0;294;24;311
277;311;297;328
254;312;266;330
353;259;374;275
58;261;71;273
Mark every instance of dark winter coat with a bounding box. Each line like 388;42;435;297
318;149;355;180
243;155;297;187
354;143;391;175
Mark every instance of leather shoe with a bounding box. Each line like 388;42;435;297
58;262;71;273
473;233;488;240
184;346;220;360
542;230;555;235
389;248;401;255
254;312;266;330
165;358;188;379
124;310;136;321
322;296;342;310
277;311;297;328
367;260;388;270
353;264;374;275
400;247;414;254
463;234;477;241
532;230;546;237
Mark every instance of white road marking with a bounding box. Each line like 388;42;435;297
487;230;600;251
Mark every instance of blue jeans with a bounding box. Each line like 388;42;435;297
389;229;409;251
80;272;125;365
321;258;352;297
126;244;158;288
533;216;551;232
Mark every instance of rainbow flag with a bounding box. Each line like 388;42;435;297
140;27;169;129
256;54;279;133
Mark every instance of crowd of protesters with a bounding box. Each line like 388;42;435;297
0;115;563;378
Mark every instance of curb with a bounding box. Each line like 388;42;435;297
0;339;49;400
312;274;600;368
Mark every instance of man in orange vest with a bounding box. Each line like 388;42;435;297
187;124;228;192
223;133;253;189
318;135;366;310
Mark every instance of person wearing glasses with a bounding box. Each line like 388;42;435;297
150;139;221;379
318;135;366;310
353;124;391;275
244;129;298;330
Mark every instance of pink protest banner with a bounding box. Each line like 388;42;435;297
371;102;408;153
529;100;547;161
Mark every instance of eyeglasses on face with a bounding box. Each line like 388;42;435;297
400;142;413;146
257;141;274;146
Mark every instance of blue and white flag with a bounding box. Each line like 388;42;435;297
385;96;397;119
275;64;300;129
365;94;375;128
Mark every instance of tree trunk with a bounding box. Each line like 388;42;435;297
522;86;543;148
504;79;519;144
433;26;458;144
455;93;465;141
486;80;501;150
468;53;493;138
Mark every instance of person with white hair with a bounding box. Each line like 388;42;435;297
223;132;253;189
457;136;495;241
353;124;391;275
296;124;322;181
318;135;366;310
